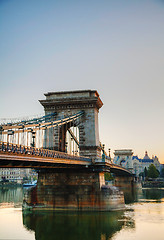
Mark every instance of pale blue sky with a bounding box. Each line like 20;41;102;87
0;0;164;162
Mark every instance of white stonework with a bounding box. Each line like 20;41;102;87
132;152;160;176
113;149;161;176
113;149;133;171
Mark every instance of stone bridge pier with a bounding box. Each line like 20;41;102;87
114;176;134;191
23;167;125;211
113;175;135;203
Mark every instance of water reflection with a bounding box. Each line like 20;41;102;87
23;211;134;240
141;188;164;201
124;189;137;204
0;186;23;205
1;187;164;240
124;187;164;204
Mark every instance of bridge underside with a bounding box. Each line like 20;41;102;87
0;153;91;169
0;153;132;177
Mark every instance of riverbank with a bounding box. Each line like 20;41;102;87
0;182;22;187
142;180;164;188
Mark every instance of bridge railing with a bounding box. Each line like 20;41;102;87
0;142;91;162
110;162;133;174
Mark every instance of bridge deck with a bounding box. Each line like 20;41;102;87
0;142;132;175
0;142;91;168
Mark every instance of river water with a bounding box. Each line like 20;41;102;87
0;187;164;240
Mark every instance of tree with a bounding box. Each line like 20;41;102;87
160;168;164;178
139;172;144;177
104;172;114;181
144;167;148;177
147;164;159;179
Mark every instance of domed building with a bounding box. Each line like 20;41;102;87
113;150;160;176
132;151;160;176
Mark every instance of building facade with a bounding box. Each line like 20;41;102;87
0;168;37;183
113;150;160;176
132;151;160;176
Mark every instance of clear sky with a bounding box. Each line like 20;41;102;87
0;0;164;162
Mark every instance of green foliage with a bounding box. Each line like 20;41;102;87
144;167;148;177
33;176;38;181
139;172;144;177
160;168;164;178
147;164;159;179
23;176;28;181
104;172;114;181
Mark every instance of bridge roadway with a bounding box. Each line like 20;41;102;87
0;142;132;176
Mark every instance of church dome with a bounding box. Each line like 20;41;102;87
143;151;150;160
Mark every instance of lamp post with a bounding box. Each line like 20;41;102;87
7;130;14;144
65;141;68;153
102;144;105;162
108;148;111;160
31;131;36;147
0;126;3;142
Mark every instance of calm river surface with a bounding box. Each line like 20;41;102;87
0;187;164;240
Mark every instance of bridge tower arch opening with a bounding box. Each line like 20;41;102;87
66;125;79;155
39;90;103;159
57;121;80;154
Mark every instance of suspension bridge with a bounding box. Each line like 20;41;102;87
0;90;133;211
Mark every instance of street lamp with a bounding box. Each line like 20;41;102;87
102;144;105;162
31;131;36;147
108;148;111;158
65;141;68;153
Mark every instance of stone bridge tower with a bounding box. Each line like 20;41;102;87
39;90;103;159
